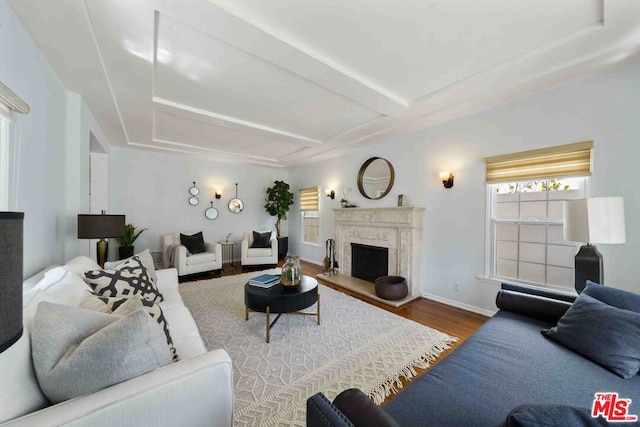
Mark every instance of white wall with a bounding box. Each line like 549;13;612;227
1;0;110;276
108;147;288;263
289;59;640;314
1;0;66;276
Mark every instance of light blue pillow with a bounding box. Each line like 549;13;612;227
542;293;640;379
505;404;607;426
583;281;640;313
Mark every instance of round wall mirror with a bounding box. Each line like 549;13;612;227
357;157;395;200
205;202;219;220
228;198;244;213
188;196;199;206
228;183;244;213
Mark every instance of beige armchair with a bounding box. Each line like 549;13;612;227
162;232;222;277
241;230;278;268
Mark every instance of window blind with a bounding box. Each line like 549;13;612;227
485;141;593;183
299;186;320;211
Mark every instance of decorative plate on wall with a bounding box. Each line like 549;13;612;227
205;201;219;220
188;181;199;205
189;182;199;196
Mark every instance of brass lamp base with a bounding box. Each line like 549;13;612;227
96;239;108;268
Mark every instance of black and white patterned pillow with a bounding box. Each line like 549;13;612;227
80;293;178;361
84;256;163;304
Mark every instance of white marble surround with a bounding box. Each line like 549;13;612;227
320;207;424;305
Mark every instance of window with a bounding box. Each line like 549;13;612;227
485;142;593;291
299;186;320;245
0;81;29;211
0;105;13;211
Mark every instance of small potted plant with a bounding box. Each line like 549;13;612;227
116;224;147;260
264;180;294;260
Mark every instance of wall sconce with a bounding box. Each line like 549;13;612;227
215;191;221;199
439;171;454;189
325;189;336;199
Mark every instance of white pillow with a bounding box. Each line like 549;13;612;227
84;256;163;304
26;267;90;308
104;249;158;283
0;292;60;423
64;256;101;278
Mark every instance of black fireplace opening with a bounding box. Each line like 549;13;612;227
351;243;389;283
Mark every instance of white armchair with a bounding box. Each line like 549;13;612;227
241;230;278;268
162;232;222;277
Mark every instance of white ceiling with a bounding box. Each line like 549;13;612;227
8;0;640;167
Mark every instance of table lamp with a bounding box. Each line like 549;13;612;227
0;212;24;354
563;197;625;293
77;211;125;268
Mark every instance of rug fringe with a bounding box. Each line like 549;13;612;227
366;336;458;405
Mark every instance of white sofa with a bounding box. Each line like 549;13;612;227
241;230;278;268
162;232;222;277
0;256;233;427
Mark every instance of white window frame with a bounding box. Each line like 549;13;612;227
0;81;28;212
0;105;14;211
485;177;590;292
300;186;321;246
302;210;320;245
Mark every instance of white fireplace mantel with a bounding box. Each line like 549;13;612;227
319;207;424;306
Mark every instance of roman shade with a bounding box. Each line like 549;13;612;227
299;186;320;211
485;141;593;183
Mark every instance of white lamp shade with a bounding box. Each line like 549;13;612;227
563;197;626;244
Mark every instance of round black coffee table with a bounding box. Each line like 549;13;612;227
245;275;320;343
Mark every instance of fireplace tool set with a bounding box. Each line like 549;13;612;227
323;238;338;275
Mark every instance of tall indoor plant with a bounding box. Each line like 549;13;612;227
116;223;147;259
264;180;294;260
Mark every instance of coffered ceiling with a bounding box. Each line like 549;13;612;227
8;0;640;167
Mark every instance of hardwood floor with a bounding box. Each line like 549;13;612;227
301;261;488;339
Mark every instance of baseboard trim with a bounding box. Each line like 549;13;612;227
422;293;496;317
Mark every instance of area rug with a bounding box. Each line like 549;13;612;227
180;269;457;427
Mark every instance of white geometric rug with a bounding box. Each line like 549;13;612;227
180;269;457;427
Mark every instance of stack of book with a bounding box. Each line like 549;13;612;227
248;274;280;288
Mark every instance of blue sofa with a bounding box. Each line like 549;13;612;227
307;283;640;426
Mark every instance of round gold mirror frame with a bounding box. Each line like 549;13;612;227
357;157;395;200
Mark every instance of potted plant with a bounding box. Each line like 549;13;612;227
116;224;147;260
264;180;294;260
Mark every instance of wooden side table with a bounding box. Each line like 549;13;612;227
219;241;236;270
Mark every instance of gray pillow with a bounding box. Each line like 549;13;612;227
542;293;640;379
80;293;178;361
583;281;640;313
31;301;172;403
